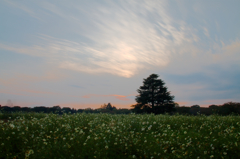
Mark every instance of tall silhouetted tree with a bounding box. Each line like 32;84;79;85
132;74;175;114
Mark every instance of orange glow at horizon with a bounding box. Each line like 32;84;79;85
1;99;235;109
60;103;134;109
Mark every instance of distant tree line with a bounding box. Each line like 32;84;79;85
0;102;240;116
0;103;132;115
175;102;240;116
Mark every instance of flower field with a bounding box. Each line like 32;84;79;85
0;113;240;159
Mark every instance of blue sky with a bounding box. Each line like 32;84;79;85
0;0;240;109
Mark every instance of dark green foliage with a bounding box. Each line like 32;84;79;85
175;102;240;116
221;102;240;115
132;74;175;114
175;107;191;115
100;103;117;111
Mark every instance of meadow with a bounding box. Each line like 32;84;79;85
0;112;240;159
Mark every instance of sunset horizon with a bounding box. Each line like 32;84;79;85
1;1;240;110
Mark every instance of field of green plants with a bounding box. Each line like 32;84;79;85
0;112;240;159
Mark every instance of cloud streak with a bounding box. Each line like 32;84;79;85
0;0;199;78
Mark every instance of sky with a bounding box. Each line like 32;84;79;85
0;0;240;109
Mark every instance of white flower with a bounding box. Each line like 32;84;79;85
105;145;108;149
9;124;15;128
29;149;34;155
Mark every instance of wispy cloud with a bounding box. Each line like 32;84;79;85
0;1;199;78
2;0;43;20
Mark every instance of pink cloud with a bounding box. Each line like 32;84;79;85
113;95;129;101
82;94;131;101
0;70;66;87
175;101;189;106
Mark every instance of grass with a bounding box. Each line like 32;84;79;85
0;112;240;159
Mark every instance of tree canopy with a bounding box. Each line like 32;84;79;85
100;103;116;111
132;73;175;114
